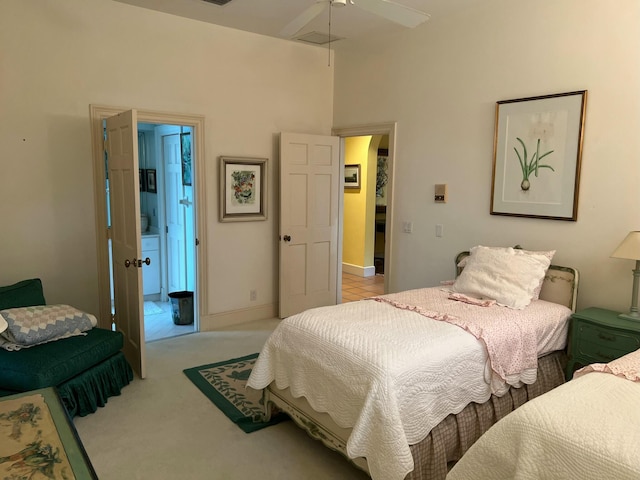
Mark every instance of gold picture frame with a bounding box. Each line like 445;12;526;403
491;90;587;221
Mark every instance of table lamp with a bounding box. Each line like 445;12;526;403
611;231;640;321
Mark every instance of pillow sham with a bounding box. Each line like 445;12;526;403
458;246;555;300
451;245;552;309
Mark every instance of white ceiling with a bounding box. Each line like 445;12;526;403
113;0;480;46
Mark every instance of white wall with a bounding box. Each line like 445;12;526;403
333;0;640;312
3;0;638;321
0;0;334;322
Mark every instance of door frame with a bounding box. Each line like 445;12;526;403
89;105;207;330
332;122;396;295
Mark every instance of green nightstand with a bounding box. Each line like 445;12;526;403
565;307;640;379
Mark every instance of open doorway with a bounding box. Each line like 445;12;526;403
105;121;198;343
340;133;391;303
137;123;197;342
91;105;206;377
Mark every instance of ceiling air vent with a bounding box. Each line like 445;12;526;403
295;31;344;46
202;0;233;5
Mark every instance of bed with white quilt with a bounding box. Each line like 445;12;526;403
247;246;579;480
447;348;640;480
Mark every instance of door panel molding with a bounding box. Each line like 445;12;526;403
279;132;340;318
106;109;145;377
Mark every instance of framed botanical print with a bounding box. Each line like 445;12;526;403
491;90;587;221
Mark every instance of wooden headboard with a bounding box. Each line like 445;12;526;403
455;251;579;312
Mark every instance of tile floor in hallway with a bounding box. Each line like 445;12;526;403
341;272;385;303
143;272;384;342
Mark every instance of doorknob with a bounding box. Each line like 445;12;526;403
124;259;131;268
135;257;151;268
283;235;291;242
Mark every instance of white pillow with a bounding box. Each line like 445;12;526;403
452;245;552;309
458;246;555;300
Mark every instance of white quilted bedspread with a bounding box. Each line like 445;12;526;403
247;288;570;480
447;370;640;480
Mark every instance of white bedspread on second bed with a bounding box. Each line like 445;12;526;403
447;370;640;480
247;287;570;480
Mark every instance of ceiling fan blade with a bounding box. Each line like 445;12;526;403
279;1;330;38
354;0;430;28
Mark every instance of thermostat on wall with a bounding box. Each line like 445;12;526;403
435;184;447;203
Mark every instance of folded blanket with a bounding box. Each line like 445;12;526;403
574;348;640;382
0;304;97;351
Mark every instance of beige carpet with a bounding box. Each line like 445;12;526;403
73;322;369;480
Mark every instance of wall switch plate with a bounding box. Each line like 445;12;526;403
436;224;443;237
435;184;447;203
403;221;413;233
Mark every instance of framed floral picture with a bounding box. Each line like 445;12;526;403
219;157;267;222
491;90;587;221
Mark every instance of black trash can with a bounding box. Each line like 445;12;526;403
168;291;194;325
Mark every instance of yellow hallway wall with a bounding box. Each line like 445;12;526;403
343;135;380;273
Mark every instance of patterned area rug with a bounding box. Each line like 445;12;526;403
183;353;288;433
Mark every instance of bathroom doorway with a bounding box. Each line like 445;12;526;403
138;123;197;342
107;122;198;343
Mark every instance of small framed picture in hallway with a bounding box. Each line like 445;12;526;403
146;169;157;194
344;164;361;189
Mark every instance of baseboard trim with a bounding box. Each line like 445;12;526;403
199;303;278;330
342;263;376;278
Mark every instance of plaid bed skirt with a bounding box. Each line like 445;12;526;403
407;350;566;480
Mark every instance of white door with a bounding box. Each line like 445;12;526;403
106;109;146;379
279;132;341;318
163;133;187;293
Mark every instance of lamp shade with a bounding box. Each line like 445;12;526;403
611;231;640;260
